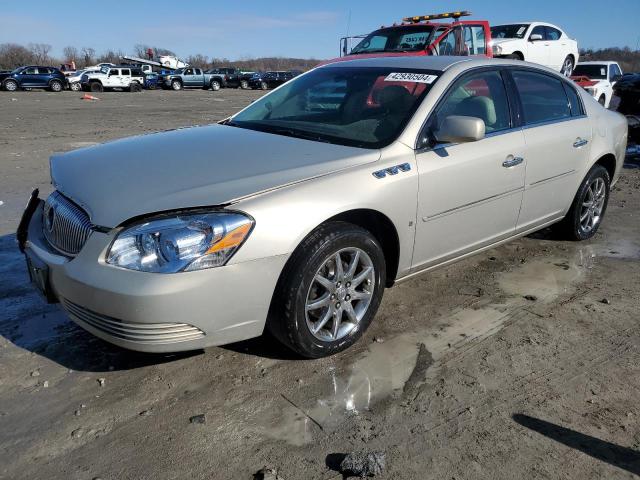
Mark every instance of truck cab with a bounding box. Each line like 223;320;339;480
331;11;491;65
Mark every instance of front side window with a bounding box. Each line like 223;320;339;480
351;26;435;54
530;25;546;40
430;70;511;136
109;69;120;76
512;70;571;125
230;67;438;148
24;67;38;74
464;25;486;55
437;29;457;55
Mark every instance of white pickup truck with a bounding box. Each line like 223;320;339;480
572;61;624;108
80;66;145;93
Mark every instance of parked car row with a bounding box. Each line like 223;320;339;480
0;64;303;93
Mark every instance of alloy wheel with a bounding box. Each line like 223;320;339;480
5;80;17;91
305;248;375;342
580;177;606;233
562;58;573;77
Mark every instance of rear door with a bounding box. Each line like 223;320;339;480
511;69;591;231
544;26;565;71
120;68;131;88
412;68;526;270
527;25;550;67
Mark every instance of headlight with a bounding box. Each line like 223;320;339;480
492;45;503;55
106;212;253;273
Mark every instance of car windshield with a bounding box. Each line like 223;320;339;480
229;66;438;149
490;24;530;39
351;26;436;54
573;65;608;79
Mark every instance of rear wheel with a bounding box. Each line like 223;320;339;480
129;81;142;92
171;80;182;91
268;222;386;358
260;81;268;90
4;79;18;92
69;82;82;92
90;82;103;93
555;164;610;240
210;80;221;91
598;95;606;106
561;56;574;77
505;52;523;60
49;80;63;92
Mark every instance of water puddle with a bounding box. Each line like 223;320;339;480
260;252;594;445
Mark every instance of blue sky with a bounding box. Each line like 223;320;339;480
1;0;638;60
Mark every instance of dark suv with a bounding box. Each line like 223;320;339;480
248;70;301;90
1;66;67;92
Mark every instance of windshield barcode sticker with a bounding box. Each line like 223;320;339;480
384;73;438;84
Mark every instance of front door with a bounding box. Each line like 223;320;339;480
526;25;550;67
20;67;39;87
412;69;526;270
511;69;592;230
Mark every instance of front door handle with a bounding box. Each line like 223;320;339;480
573;138;589;148
502;156;524;168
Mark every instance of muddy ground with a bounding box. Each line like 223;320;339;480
1;90;640;480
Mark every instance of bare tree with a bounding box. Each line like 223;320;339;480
29;43;52;64
0;43;36;69
81;47;96;67
97;49;125;65
185;54;209;69
63;46;79;62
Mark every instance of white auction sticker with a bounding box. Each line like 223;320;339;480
384;72;438;84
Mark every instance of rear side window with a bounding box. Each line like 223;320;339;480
512;70;571;125
121;69;131;76
545;26;562;40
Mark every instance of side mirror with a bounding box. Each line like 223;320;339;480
435;116;486;144
529;33;543;42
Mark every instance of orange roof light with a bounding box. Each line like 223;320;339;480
402;11;472;23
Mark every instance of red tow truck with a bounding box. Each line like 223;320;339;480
328;11;492;65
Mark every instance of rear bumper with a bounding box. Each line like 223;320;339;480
25;205;287;352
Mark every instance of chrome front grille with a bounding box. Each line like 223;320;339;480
62;299;205;344
42;191;93;255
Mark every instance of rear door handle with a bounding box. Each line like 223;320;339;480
502;156;524;168
573;138;589;148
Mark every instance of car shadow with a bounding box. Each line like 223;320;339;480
0;233;201;372
513;414;640;476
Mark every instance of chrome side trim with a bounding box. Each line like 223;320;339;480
528;169;576;187
423;186;524;221
396;215;565;284
522;114;587;130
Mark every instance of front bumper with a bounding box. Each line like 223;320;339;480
24;203;287;352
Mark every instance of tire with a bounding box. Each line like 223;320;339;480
49;80;63;92
90;82;103;93
210;80;221;91
505;53;523;60
240;80;249;89
555;164;610;241
171;80;182;91
598;95;606;106
4;79;18;92
69;82;82;92
267;222;386;358
129;82;142;92
561;56;574;77
260;81;268;90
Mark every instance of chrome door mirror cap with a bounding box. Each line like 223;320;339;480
435;116;486;144
529;33;544;42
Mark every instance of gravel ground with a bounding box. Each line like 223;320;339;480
1;89;640;480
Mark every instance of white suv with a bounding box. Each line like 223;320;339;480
81;66;145;93
573;61;623;108
490;22;579;76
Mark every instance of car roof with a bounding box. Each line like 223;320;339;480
578;61;617;66
317;55;474;72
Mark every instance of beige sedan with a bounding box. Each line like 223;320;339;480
20;56;628;358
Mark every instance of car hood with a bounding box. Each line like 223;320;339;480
50;124;380;227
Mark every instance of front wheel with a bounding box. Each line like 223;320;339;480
240;80;249;89
561;56;574;77
555;164;610;240
260;81;268;90
90;82;103;93
268;222;386;358
4;79;18;92
171;80;182;91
